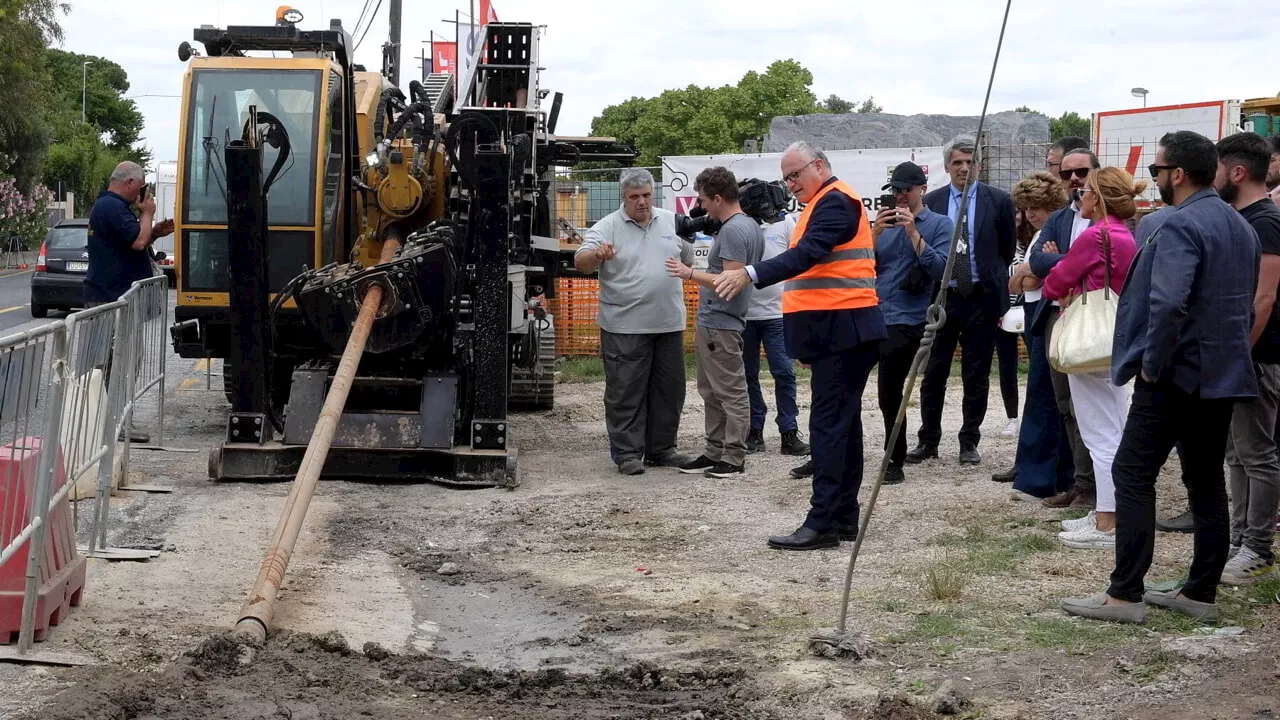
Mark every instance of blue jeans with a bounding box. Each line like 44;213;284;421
743;318;798;433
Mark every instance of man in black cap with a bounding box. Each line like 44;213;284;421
871;162;954;483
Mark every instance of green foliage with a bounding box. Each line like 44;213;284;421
821;94;853;114
1050;111;1092;142
0;154;53;250
1014;105;1039;114
855;95;882;114
588;60;822;167
0;0;67;191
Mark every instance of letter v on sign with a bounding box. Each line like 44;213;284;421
1124;145;1143;176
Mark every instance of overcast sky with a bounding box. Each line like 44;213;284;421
57;0;1279;165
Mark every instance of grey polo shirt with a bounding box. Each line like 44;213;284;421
576;205;694;334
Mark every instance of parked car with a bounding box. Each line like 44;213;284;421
30;219;90;318
30;219;172;318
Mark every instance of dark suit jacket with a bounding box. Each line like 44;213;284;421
924;182;1016;316
1025;204;1080;334
752;176;887;363
1112;188;1260;399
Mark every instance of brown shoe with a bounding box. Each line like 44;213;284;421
1069;491;1097;509
1042;487;1080;508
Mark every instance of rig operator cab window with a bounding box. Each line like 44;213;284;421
179;66;325;294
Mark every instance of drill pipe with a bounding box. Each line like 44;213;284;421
233;234;403;643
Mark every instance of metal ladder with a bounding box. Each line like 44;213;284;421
422;73;455;114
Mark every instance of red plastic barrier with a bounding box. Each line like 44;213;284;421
0;437;85;644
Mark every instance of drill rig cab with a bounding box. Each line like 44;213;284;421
168;14;635;486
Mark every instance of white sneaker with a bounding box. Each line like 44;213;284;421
1000;419;1019;438
1058;525;1115;550
1220;546;1275;586
1061;510;1096;532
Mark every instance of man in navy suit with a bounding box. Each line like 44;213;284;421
1023;149;1102;509
906;137;1016;466
1063;131;1260;624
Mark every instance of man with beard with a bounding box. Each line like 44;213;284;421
1063;131;1259;624
1215;132;1280;584
1269;135;1280;204
1020;149;1101;509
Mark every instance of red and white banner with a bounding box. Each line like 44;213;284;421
481;0;498;25
432;42;457;73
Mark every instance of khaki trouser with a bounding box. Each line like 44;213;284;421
695;325;749;466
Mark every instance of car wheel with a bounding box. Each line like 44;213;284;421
30;303;48;318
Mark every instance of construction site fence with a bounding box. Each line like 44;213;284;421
0;274;168;656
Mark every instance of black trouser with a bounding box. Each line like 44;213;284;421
917;289;998;450
995;330;1021;420
601;330;686;464
1107;377;1235;604
803;343;878;533
878;323;924;468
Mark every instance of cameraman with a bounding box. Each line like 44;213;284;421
871;162;952;484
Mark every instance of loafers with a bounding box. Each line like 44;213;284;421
1061;592;1147;624
1143;589;1221;622
767;526;840;551
991;467;1016;483
1155;510;1194;534
1042;487;1080;508
617;459;645;476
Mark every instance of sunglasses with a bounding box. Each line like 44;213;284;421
1148;163;1177;178
1058;167;1090;181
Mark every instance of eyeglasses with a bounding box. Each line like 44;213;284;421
783;160;817;184
1148;163;1177;178
1058;167;1090;181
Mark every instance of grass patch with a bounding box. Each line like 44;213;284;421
923;553;969;601
929;524;1056;575
556;356;605;383
880;598;911;613
1127;649;1177;684
1245;573;1280;605
1025;617;1142;654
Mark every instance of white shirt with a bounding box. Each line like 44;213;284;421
744;215;794;321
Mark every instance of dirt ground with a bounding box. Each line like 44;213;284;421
2;354;1278;720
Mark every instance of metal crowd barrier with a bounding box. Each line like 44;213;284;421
0;274;170;659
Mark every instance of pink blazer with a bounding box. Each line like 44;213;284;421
1043;216;1137;300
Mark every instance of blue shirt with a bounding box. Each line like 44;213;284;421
86;191;152;303
947;182;981;286
874;208;953;326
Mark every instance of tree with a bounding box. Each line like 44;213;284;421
588;60;821;167
1050;111;1091;142
0;0;66;191
855;95;882;114
821;94;853;114
1014;105;1038;113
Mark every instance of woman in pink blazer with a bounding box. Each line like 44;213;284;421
1043;167;1145;550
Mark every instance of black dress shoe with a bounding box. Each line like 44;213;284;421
991;466;1016;483
834;525;858;541
1156;509;1194;534
746;428;765;453
882;465;905;485
958;447;982;465
789;459;815;479
904;444;938;464
767;526;840;551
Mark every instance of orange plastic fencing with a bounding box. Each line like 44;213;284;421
549;278;701;356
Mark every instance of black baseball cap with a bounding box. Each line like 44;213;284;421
883;162;928;190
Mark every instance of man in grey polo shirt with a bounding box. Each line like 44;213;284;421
666;166;765;478
575;168;695;476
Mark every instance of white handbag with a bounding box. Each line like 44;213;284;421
1048;230;1118;375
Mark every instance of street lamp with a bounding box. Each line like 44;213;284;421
1131;87;1149;108
81;61;94;123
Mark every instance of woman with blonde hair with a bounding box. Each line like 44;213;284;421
996;171;1074;500
1043;167;1144;549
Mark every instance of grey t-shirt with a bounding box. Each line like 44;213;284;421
697;213;765;332
576;206;694;334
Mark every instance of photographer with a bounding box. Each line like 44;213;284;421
871;162;953;484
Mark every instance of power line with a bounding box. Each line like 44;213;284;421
353;0;385;52
351;0;373;38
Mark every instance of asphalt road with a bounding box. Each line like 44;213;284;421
0;269;44;335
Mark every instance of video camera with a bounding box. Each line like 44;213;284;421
674;178;792;239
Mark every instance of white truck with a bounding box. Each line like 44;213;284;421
1091;98;1280;207
147;160;178;282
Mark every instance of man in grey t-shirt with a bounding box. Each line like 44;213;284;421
665;167;764;477
575;168;695;476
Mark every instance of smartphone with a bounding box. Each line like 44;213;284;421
138;183;149;202
879;193;898;226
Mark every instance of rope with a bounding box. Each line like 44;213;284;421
834;0;1016;635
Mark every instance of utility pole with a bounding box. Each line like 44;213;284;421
383;0;402;86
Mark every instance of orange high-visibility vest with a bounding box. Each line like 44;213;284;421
782;179;878;314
